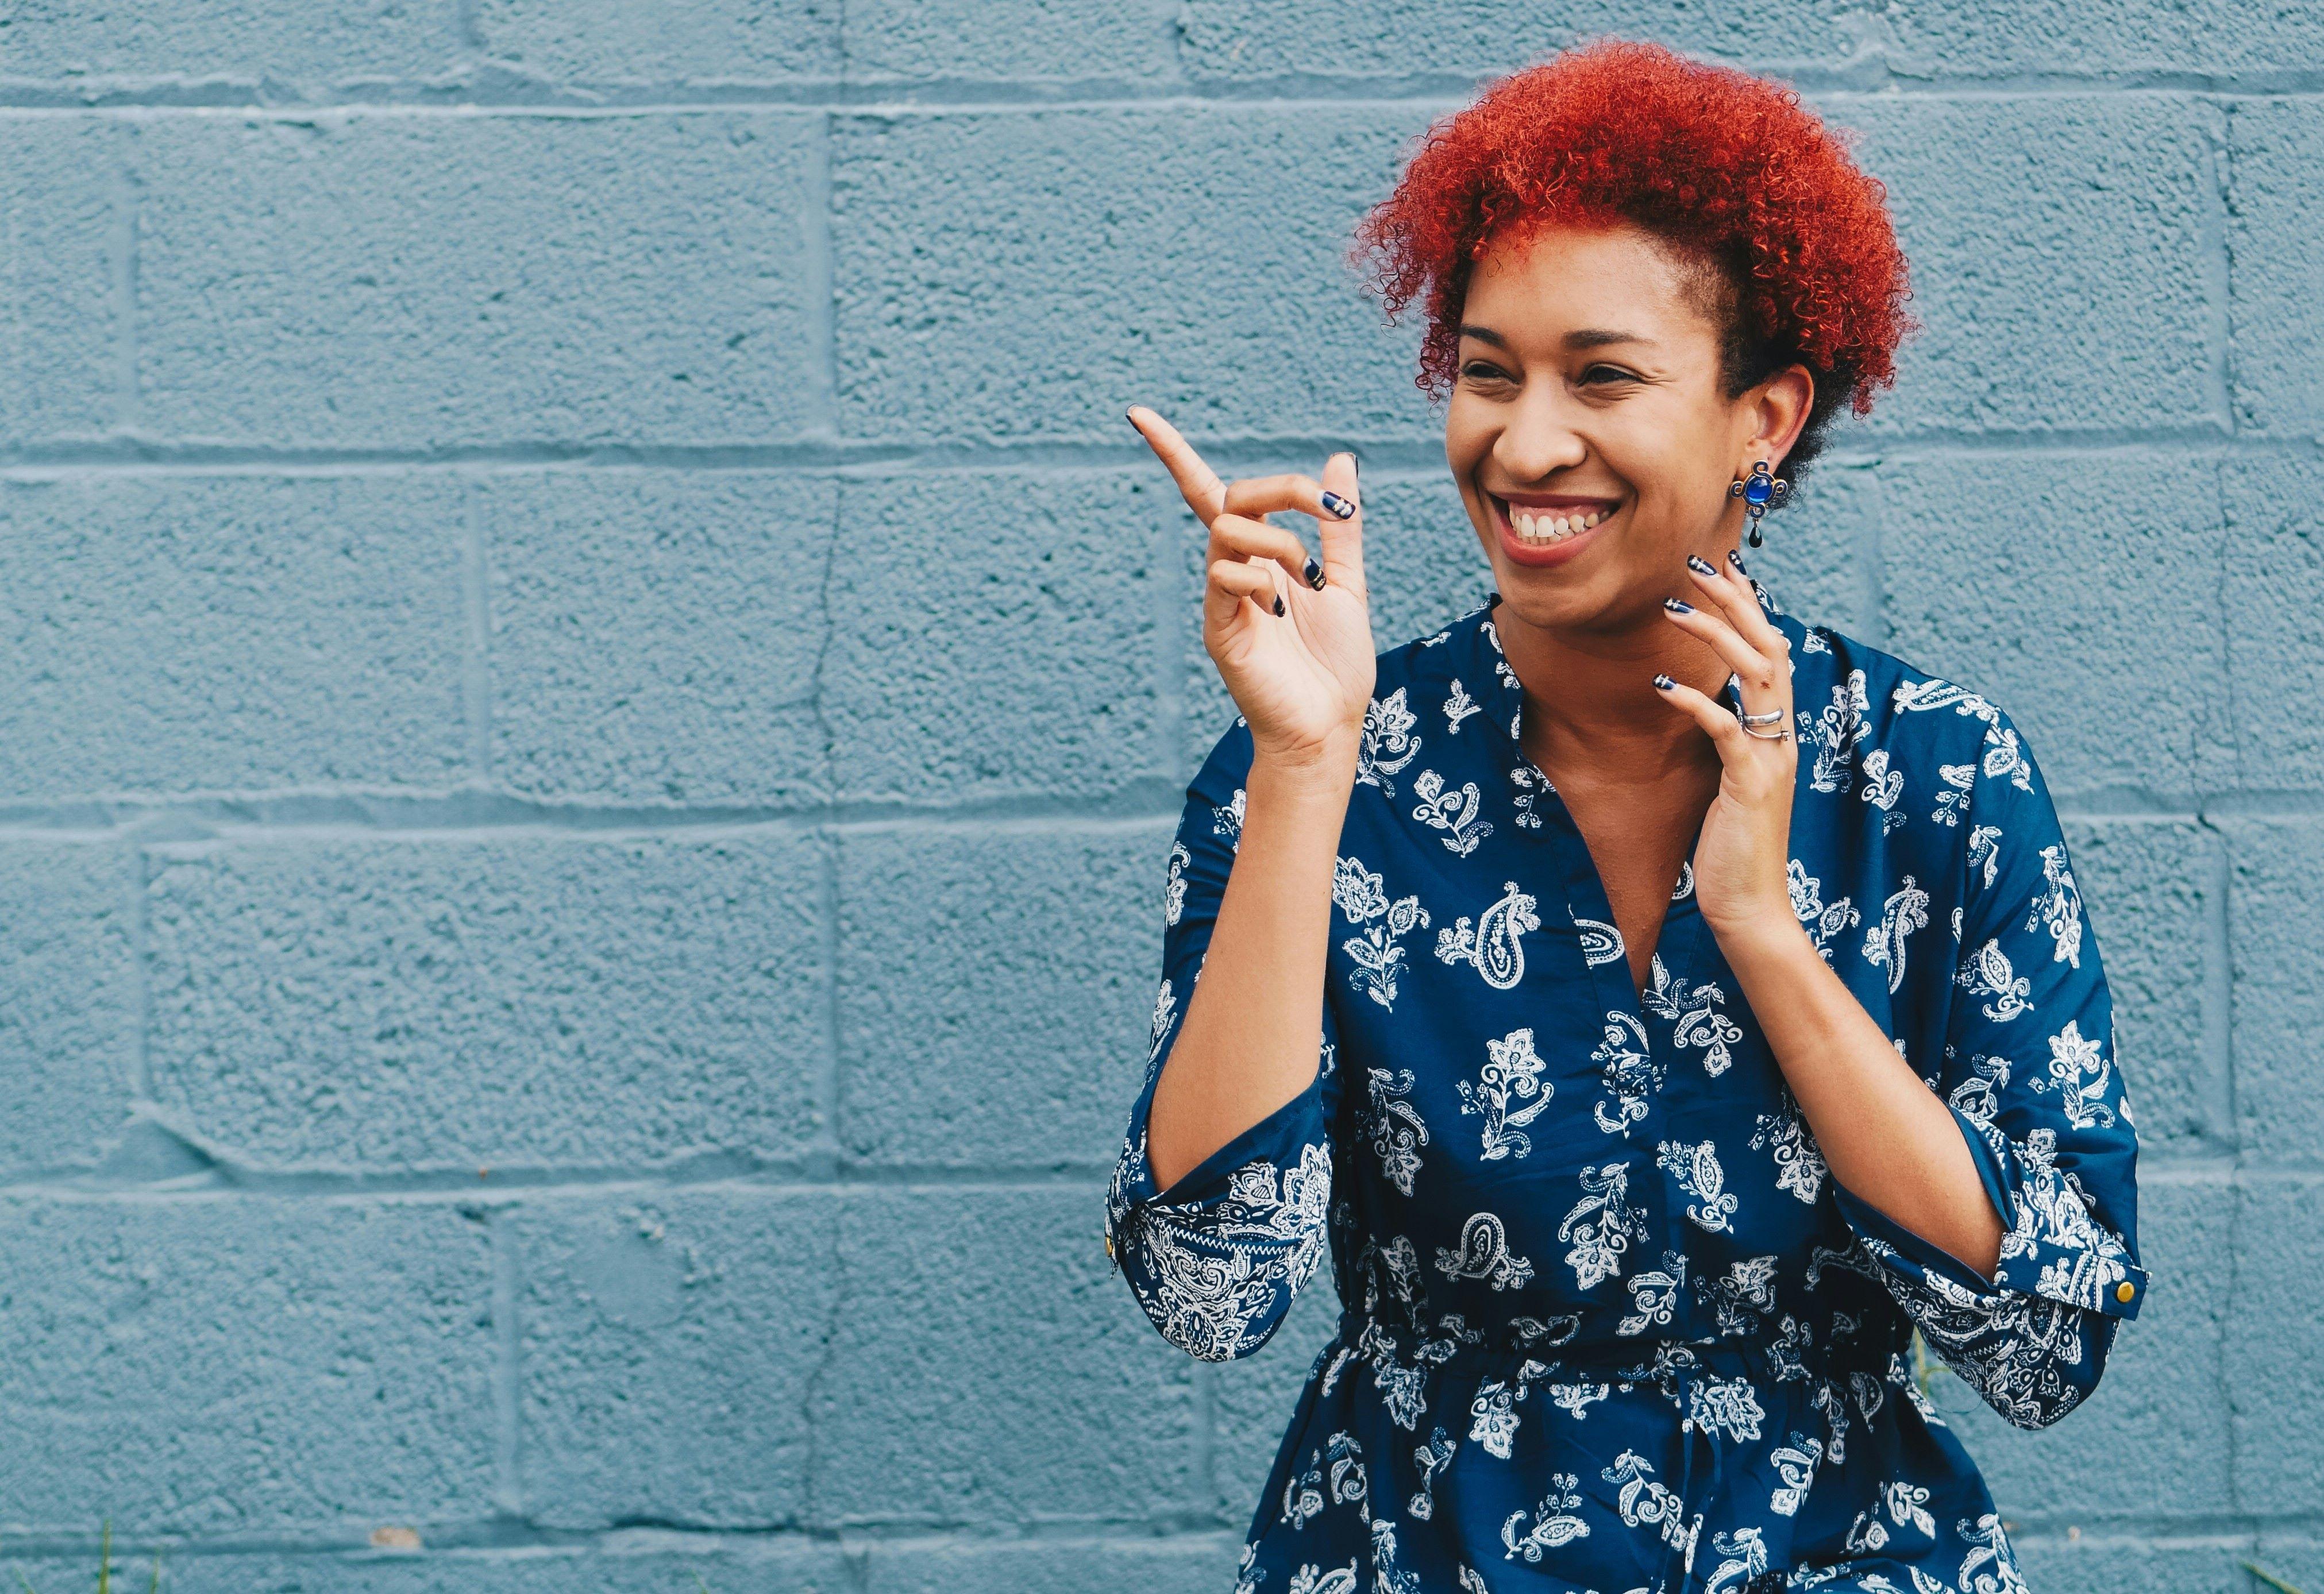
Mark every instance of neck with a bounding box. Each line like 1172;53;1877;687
1496;601;1728;782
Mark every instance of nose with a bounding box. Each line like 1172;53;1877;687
1490;386;1589;484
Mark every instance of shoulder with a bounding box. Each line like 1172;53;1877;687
1779;609;2042;789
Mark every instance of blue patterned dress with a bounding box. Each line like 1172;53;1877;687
1104;582;2148;1594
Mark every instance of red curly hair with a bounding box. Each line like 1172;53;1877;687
1350;39;1913;478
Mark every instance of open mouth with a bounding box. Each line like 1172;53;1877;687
1488;492;1623;562
1501;499;1609;545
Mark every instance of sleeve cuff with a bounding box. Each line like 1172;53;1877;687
1101;1076;1336;1363
1106;1072;1330;1255
1832;1105;2148;1321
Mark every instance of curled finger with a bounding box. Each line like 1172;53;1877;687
1207;556;1286;627
1212;511;1315;591
1651;671;1751;760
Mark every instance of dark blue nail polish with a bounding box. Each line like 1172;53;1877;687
1664;597;1694;613
1653;673;1676;691
1320;491;1355;520
1304;555;1325;590
1686;553;1717;577
1272;593;1285;617
1727;549;1747;570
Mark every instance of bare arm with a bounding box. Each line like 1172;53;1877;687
1123;405;1378;1192
1146;743;1357;1191
1660;551;2003;1278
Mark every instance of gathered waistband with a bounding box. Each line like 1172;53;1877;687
1328;1309;1895;1384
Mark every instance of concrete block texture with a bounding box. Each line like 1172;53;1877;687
836;820;1168;1167
143;835;827;1174
479;470;837;806
0;1196;498;1536
1829;95;2222;438
2;1;2308;1583
830;106;1433;445
126;113;827;449
1178;0;2324;80
0;843;138;1178
1878;451;2232;801
826;470;1180;803
0;1540;857;1593
0;0;465;95
2228;99;2324;437
0;473;470;800
0;119;125;442
807;1187;1201;1525
504;1191;838;1529
2226;819;2324;1165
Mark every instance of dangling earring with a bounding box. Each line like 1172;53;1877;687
1729;460;1791;548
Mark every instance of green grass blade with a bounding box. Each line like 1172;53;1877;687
2241;1560;2308;1594
18;1573;40;1594
694;1576;712;1594
97;1522;110;1594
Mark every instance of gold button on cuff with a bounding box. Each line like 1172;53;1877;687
1105;1232;1116;1262
2114;1280;2135;1303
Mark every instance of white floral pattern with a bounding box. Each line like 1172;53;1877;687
1106;591;2143;1594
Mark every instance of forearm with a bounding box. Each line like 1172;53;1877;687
1718;917;2005;1280
1146;744;1356;1191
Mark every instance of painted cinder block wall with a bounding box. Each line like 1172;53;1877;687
0;3;2316;1590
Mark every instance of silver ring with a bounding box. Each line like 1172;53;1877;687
1737;707;1785;727
1740;719;1794;742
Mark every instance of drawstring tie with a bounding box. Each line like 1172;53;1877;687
1658;1358;1727;1594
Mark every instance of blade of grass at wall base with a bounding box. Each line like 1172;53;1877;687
2241;1560;2309;1594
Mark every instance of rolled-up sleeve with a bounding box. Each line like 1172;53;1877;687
1833;708;2149;1430
1103;719;1343;1363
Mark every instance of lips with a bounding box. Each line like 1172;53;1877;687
1489;492;1621;568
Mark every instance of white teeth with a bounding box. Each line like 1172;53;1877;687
1507;503;1616;543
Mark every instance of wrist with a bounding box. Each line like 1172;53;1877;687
1707;906;1820;977
1249;728;1361;797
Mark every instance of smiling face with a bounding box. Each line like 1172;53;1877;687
1446;220;1811;636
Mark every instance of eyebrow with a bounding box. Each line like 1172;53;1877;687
1457;325;1656;352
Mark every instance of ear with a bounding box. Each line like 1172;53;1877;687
1743;363;1815;473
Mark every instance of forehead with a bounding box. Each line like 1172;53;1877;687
1462;221;1721;349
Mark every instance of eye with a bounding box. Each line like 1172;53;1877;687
1459;360;1513;384
1579;363;1642;385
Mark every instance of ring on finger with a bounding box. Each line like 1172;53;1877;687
1737;707;1786;727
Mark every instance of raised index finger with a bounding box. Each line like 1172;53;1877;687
1127;405;1228;525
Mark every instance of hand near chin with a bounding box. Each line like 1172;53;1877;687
1127;406;1377;774
1651;550;1801;951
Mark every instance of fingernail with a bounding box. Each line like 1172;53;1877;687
1727;549;1747;570
1664;597;1694;614
1653;673;1676;691
1304;555;1325;590
1320;491;1355;520
1686;554;1717;577
1272;593;1286;617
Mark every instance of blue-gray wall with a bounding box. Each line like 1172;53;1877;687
0;5;2315;1591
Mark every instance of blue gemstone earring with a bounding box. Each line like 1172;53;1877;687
1729;460;1791;547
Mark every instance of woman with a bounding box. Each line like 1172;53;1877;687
1104;39;2147;1594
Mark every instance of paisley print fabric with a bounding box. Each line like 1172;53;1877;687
1105;584;2147;1594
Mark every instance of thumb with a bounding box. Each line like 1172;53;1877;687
1317;450;1366;596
